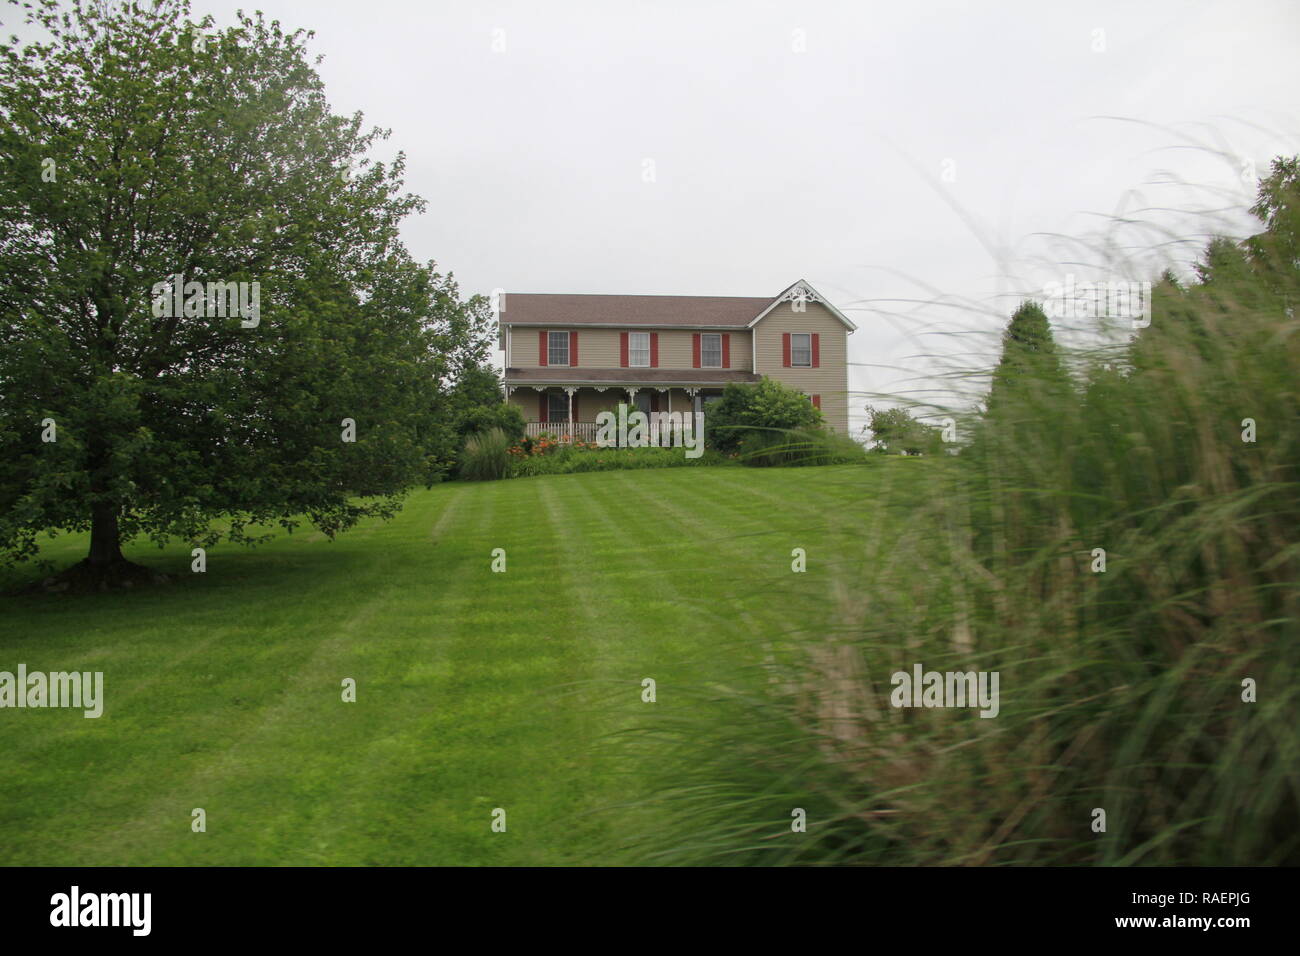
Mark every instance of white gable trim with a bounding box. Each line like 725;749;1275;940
747;279;857;332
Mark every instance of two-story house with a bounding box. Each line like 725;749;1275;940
499;279;855;440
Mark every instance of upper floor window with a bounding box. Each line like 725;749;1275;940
789;332;812;367
629;332;650;367
548;330;570;366
700;333;722;368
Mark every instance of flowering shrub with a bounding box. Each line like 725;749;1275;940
508;435;600;458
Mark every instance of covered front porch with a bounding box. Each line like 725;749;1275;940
507;384;722;442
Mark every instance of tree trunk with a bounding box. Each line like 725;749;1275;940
88;501;126;567
34;499;160;593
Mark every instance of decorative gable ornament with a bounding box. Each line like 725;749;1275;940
779;281;823;312
747;279;857;331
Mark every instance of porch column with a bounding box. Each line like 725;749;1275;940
622;388;640;449
565;386;576;435
655;388;669;445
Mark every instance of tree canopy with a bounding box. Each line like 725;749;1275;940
863;405;942;455
0;0;483;586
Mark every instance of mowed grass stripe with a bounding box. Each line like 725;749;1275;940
0;465;878;865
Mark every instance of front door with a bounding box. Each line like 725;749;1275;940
547;391;570;424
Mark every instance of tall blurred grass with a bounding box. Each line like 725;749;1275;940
619;180;1299;866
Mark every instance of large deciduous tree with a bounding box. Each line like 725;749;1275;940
0;0;465;587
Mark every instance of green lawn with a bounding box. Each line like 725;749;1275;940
0;465;878;865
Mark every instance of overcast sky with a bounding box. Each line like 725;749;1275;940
14;0;1300;429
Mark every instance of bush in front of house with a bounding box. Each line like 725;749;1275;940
459;427;513;481
706;378;866;466
457;402;526;444
442;365;525;478
706;378;823;454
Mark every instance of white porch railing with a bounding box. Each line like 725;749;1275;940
524;419;695;447
525;421;600;443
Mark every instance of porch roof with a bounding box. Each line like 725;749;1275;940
504;367;761;387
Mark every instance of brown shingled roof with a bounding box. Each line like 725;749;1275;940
500;293;771;329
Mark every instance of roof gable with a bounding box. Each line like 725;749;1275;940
747;280;857;332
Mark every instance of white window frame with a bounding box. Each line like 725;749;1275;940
548;330;570;366
790;332;812;367
700;333;722;368
629;332;650;368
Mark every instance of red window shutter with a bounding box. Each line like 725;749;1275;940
721;334;730;368
538;330;548;367
692;334;701;368
538;392;548;423
811;333;820;368
570;331;579;367
812;394;821;410
650;392;659;413
650;333;659;368
620;332;629;368
782;333;791;367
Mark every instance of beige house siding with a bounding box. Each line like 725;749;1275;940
753;302;851;433
508;326;538;366
508;327;752;371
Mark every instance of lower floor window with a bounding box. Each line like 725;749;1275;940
547;392;570;422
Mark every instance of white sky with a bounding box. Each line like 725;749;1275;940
13;0;1300;431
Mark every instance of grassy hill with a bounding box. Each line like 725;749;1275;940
0;465;880;865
